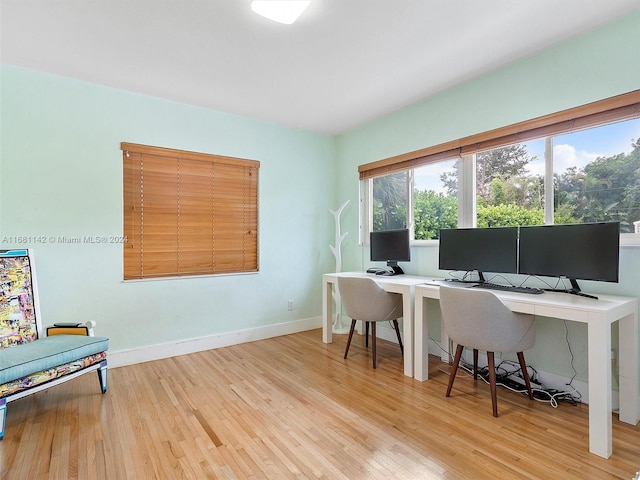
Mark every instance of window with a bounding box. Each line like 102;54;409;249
122;143;259;280
474;143;546;227
552;121;640;231
360;90;640;241
366;158;459;240
413;159;458;239
372;171;408;231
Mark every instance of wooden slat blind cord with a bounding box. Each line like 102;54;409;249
243;167;247;270
177;157;181;274
139;153;145;278
212;165;220;274
359;90;640;180
122;143;259;280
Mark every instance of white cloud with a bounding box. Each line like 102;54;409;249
524;158;545;177
414;161;456;193
553;144;600;173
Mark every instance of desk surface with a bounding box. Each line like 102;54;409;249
419;279;637;321
324;271;428;285
328;273;637;310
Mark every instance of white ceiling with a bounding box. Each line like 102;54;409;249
2;0;640;134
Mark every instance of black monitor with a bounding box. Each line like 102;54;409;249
438;227;519;282
370;229;410;275
518;222;619;297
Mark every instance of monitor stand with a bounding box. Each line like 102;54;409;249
386;261;404;275
544;278;599;300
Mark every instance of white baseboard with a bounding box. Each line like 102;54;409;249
107;316;322;368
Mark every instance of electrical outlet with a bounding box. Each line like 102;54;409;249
287;300;294;311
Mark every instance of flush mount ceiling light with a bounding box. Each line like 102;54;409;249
251;1;311;25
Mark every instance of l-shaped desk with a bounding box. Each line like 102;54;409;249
322;272;639;459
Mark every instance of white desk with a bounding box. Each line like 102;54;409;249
414;281;639;459
322;272;428;377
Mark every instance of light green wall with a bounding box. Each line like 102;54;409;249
336;11;640;383
0;64;337;352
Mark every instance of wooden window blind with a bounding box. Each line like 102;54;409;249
359;89;640;180
122;142;259;280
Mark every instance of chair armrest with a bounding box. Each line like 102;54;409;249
46;321;97;337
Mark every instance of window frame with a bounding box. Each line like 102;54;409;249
359;90;640;246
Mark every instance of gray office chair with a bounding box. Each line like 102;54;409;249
439;285;536;417
338;276;404;369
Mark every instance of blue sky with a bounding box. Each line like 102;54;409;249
527;118;640;176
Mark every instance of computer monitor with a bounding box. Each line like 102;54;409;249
518;222;619;297
370;229;410;275
438;227;519;281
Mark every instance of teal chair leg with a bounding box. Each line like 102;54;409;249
0;398;6;440
97;360;108;393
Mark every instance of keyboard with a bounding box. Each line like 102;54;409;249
429;279;477;288
473;282;544;295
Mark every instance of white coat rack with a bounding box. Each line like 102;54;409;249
329;200;350;333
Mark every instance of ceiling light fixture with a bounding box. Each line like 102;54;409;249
251;1;311;25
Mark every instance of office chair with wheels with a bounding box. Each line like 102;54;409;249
338;276;404;369
439;285;536;417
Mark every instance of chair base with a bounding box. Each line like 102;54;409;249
344;319;403;369
446;345;533;417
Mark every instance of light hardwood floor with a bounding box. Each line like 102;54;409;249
1;329;638;479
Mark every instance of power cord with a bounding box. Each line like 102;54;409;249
457;357;581;407
562;319;583;403
429;312;584;409
429;334;472;378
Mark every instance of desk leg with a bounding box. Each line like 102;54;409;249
414;296;429;381
402;292;414;378
587;319;612;459
322;279;334;344
618;311;640;425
